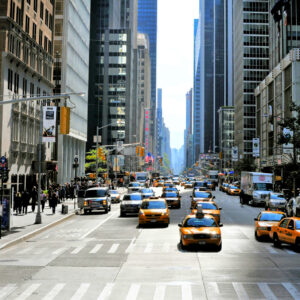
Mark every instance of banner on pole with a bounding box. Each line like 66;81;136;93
252;138;260;157
232;146;238;162
43;106;57;142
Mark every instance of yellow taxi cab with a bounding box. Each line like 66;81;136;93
222;183;230;193
156;180;164;187
254;210;286;241
161;191;181;209
178;205;223;251
138;198;170;227
152;179;159;187
227;185;241;196
181;180;187;187
190;190;214;209
270;217;300;248
192;201;222;224
184;181;194;189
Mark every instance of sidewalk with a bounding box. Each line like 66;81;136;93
0;200;77;250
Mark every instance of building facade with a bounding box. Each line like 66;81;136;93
233;0;269;159
156;88;163;157
137;0;157;158
53;0;90;184
218;106;234;169
184;89;193;169
0;0;54;191
88;0;138;151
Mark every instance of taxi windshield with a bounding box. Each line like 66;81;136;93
130;183;140;187
195;182;206;187
194;192;211;198
260;213;284;221
184;217;217;227
109;190;118;194
142;189;153;193
123;194;142;200
164;192;177;197
296;220;300;230
230;186;238;189
85;189;107;197
141;201;166;209
200;203;217;210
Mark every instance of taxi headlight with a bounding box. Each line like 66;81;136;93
139;211;144;216
103;200;107;205
258;227;268;230
162;212;168;216
183;234;193;239
211;234;221;239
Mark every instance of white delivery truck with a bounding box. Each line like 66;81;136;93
208;170;219;183
240;172;273;206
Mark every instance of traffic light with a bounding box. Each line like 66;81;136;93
140;147;145;157
159;157;163;165
97;147;103;158
195;162;199;167
136;146;140;156
60;106;70;134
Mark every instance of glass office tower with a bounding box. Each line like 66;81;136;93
137;0;157;155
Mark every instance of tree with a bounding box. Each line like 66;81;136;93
85;149;107;174
160;153;171;174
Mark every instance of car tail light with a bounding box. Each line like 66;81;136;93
84;201;87;206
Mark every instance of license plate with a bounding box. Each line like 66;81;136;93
198;241;206;245
150;219;157;223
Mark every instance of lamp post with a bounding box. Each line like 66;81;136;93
0;92;84;224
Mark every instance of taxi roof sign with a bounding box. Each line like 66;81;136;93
196;204;204;219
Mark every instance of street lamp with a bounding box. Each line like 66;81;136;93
0;92;85;224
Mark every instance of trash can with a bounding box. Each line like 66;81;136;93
62;204;68;214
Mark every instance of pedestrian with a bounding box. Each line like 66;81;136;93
31;186;38;213
41;191;47;212
15;192;22;215
22;190;30;214
49;191;58;214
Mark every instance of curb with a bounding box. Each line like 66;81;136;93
0;212;75;251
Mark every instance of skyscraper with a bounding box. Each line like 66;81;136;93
156;88;163;157
138;0;157;156
233;0;269;159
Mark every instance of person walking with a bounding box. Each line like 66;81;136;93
41;191;47;212
15;192;22;215
22;190;30;214
49;191;58;214
31;186;38;213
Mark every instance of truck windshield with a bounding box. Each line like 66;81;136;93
253;183;273;191
137;176;146;181
85;189;107;198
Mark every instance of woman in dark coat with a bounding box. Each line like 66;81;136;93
49;191;58;214
31;187;38;213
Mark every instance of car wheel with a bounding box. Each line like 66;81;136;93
295;238;300;250
249;199;254;207
255;231;261;241
104;207;108;214
109;205;111;211
83;209;88;215
273;234;281;247
180;239;186;250
120;211;125;217
216;243;222;252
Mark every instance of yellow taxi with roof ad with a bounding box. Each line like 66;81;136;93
254;210;286;241
190;190;214;209
192;201;222;224
178;205;223;251
227;185;241;196
138;198;170;227
270;217;300;248
161;191;181;209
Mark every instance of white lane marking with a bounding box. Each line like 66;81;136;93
232;282;249;300
17;247;33;255
258;283;277;300
0;284;16;299
206;282;220;295
80;212;118;239
125;241;136;253
52;248;66;255
42;283;65;300
153;284;165;300
144;243;153;253
282;283;300;299
70;283;90;300
126;284;140;300
15;283;41;300
162;242;170;253
97;283;114;300
90;244;103;254
71;246;84;254
108;243;119;254
181;283;192;300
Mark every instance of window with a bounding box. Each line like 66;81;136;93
48;41;52;54
39;30;43;45
45;9;48;26
16;7;22;26
44;36;48;51
49;14;53;30
14;73;19;94
8;69;13;91
10;1;15;19
40;2;44;20
23;78;27;97
30;83;34;96
32;23;37;40
27;0;31;4
25;15;30;33
34;0;38;12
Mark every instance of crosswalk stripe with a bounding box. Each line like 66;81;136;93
144;243;153;253
181;283;192;300
17;247;33;255
162;243;170;253
15;283;41;300
258;283;277;300
97;283;114;300
108;243;119;254
90;244;103;254
0;284;16;299
232;282;249;300
282;283;300;299
42;283;65;300
71;246;84;254
52;248;66;255
206;282;220;295
153;284;165;300
70;283;90;300
126;284;140;300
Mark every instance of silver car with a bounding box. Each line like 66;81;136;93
286;197;300;217
265;193;287;210
120;193;143;216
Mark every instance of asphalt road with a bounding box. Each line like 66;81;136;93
0;186;300;299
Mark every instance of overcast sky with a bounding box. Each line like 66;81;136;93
157;0;199;150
